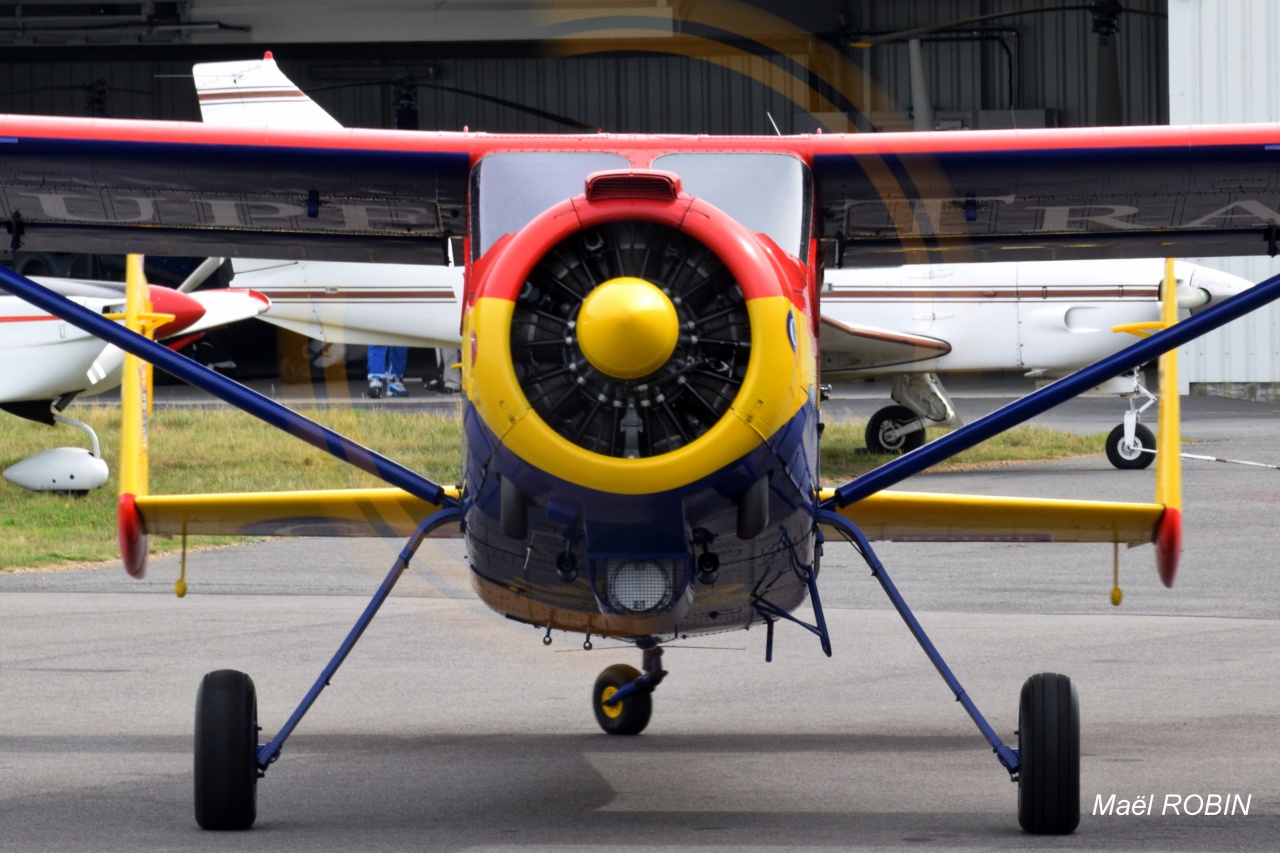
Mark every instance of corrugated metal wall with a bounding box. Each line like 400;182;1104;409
847;0;1168;127
0;49;852;134
1170;0;1280;389
0;1;1168;134
0;58;198;121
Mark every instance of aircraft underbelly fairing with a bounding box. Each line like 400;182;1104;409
463;399;816;638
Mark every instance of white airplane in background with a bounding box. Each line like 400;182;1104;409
820;258;1251;465
0;276;269;491
195;55;1251;469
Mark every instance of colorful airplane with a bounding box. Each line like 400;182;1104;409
4;52;1280;837
0;278;269;491
196;56;1252;468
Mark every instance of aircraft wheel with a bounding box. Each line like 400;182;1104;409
1105;423;1155;469
592;664;652;736
195;669;258;830
1018;672;1079;835
279;355;312;385
865;405;926;454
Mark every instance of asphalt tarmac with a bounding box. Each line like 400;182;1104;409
3;383;1280;851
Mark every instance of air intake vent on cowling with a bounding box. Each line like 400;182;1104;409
585;170;680;203
510;220;750;459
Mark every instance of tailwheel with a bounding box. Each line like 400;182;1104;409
593;663;653;736
1018;672;1080;835
195;669;259;830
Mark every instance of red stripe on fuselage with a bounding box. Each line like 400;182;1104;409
198;89;307;102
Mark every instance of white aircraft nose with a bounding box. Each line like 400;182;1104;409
1186;264;1252;311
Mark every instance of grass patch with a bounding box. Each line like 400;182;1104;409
0;403;1103;572
819;421;1106;484
0;404;463;571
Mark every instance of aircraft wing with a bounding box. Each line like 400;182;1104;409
818;315;950;369
132;487;460;539
2;119;1280;265
819;488;1162;545
813;125;1280;266
136;484;1156;544
0;116;471;265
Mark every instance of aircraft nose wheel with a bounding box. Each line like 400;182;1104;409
194;669;259;830
1017;672;1080;835
865;405;926;454
1105;423;1155;469
593;664;653;735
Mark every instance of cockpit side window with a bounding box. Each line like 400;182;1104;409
471;152;630;259
652;152;811;257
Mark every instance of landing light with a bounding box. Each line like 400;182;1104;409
599;557;681;614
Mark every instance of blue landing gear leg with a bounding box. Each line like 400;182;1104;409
593;641;666;735
191;507;461;830
816;509;1079;835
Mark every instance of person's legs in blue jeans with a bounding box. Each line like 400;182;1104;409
367;345;389;398
386;347;409;397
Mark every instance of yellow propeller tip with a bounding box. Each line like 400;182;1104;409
1110;587;1123;607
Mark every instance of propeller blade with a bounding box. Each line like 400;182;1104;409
177;257;226;293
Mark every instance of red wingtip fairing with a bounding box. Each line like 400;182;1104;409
118;493;148;578
1155;506;1181;588
146;285;206;339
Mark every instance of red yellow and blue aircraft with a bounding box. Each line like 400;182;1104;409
4;68;1280;835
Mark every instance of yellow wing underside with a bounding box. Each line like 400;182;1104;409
136;488;462;538
818;489;1163;546
136;486;1161;546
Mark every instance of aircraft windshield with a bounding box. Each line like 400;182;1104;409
472;152;629;258
652;152;810;256
471;151;810;259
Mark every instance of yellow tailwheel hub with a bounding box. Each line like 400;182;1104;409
577;277;679;379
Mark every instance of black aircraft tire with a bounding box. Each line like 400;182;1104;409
1105;423;1155;469
1018;672;1080;835
592;664;652;736
195;669;258;831
865;405;926;454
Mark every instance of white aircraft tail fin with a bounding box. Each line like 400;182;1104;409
193;51;342;130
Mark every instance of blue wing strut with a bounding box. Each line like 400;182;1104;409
0;266;456;507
